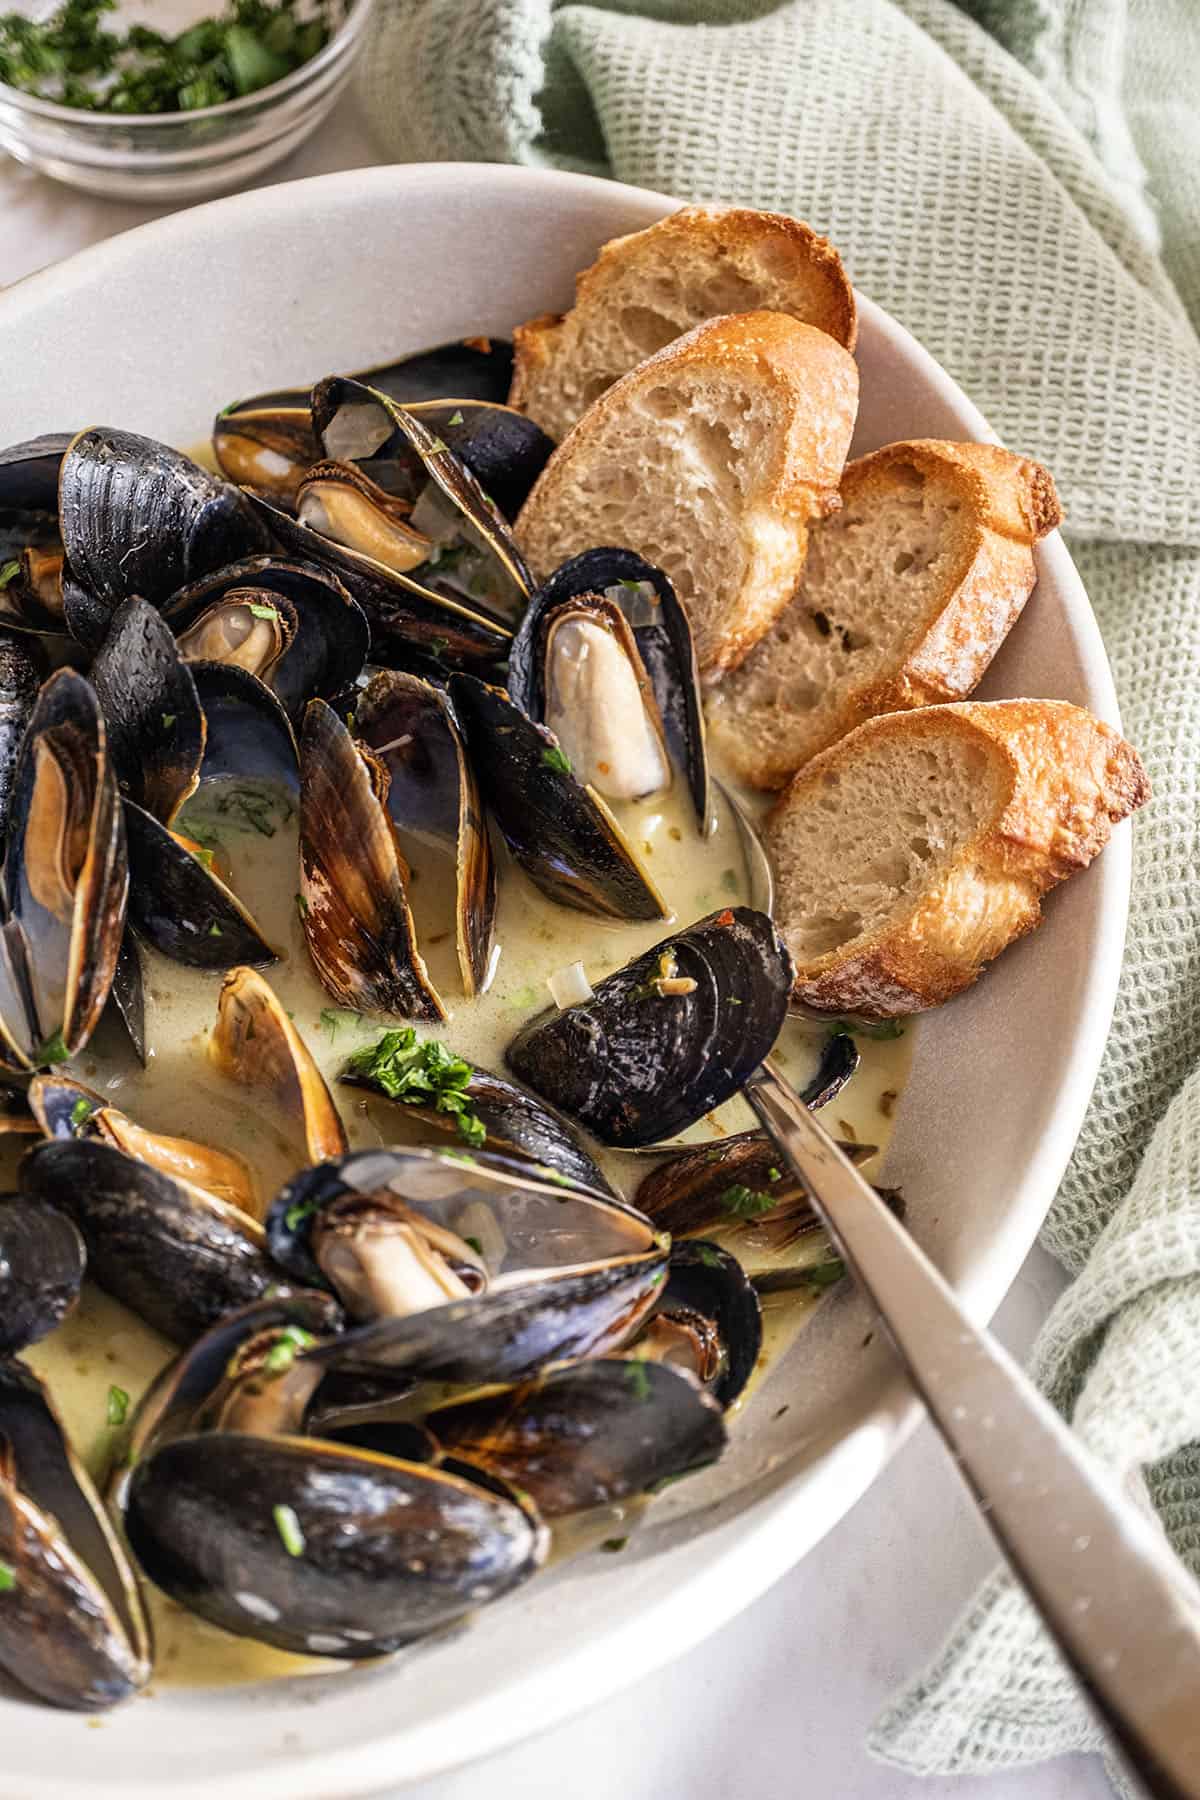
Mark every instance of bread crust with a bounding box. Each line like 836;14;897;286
768;700;1149;1017
709;440;1065;788
509;205;857;439
515;311;860;678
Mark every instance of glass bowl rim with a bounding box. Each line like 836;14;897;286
0;0;372;128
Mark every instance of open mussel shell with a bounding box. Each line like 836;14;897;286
311;376;535;618
0;433;71;516
427;1358;726;1517
110;926;146;1063
210;966;348;1168
0;1194;85;1354
247;487;510;679
0;547;71;638
267;1146;665;1381
124;797;276;970
190;659;299;791
90;596;206;826
341;1055;613;1196
507;908;794;1148
633;1125;869;1243
0;1360;150;1708
164;555;369;718
0;667;127;1070
58;429;268;641
395;400;552;522
20;1137;287;1344
509;548;709;828
355;669;495;997
115;1293;343;1500
449;675;667;922
0;630;41;850
299;698;445;1020
632;1239;761;1410
212;402;320;505
28;1072;259;1216
125;1429;545;1658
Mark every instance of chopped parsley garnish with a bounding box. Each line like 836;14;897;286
207;921;223;937
37;1031;69;1067
768;1167;782;1182
718;1183;777;1220
0;1;332;114
0;1559;15;1592
601;1536;629;1553
463;1235;484;1256
264;1324;314;1374
428;636;449;660
191;845;215;872
106;1385;129;1426
802;1258;846;1291
447;410;465;427
427;437;448;455
70;1096;94;1128
695;1244;723;1269
540;745;572;776
248;602;278;620
283;1194;318;1233
319;1007;359;1043
625;1360;652;1402
344;1028;487;1148
0;560;18;590
273;1502;305;1558
295;891;308;919
214;783;289;838
161;713;176;729
720;867;740;894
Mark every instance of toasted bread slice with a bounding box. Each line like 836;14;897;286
509;205;857;442
706;441;1062;788
514;312;859;679
767;700;1148;1017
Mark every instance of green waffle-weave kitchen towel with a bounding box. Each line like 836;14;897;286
359;0;1200;1788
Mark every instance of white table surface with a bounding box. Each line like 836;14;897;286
1;92;1113;1800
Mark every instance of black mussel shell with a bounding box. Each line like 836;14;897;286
211;965;348;1165
0;1083;37;1135
20;1137;285;1344
428;1358;726;1517
303;1368;419;1437
191;659;299;792
356;669;495;997
124;797;276;970
0;434;70;516
0;667;127;1069
299;698;444;1020
634;1130;836;1243
246;488;510;680
371;400;552;522
214;338;515;424
804;1031;860;1109
341;1056;613;1196
305;1259;666;1389
640;1239;761;1409
0;1194;85;1353
0;629;41;849
90;596;206;825
165;556;369;719
318;1418;439;1463
312;376;535;618
110;924;146;1064
211;403;320;505
509;548;708;828
449;674;667;922
59;429;267;634
0;546;70;638
124;1430;545;1657
507;908;793;1147
0;1359;150;1708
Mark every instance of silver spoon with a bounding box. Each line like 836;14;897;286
732;795;1200;1797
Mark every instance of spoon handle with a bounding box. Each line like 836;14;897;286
744;1059;1200;1800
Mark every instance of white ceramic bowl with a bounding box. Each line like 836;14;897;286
0;164;1128;1799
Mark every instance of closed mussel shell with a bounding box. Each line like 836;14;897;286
506;908;794;1148
20;1137;286;1345
0;1194;86;1354
124;1430;546;1657
427;1357;727;1517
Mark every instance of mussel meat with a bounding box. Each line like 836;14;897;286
508;548;708;827
506;908;793;1147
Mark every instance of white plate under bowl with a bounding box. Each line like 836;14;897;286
0;164;1128;1798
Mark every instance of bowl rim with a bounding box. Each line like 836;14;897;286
0;0;372;128
0;161;1131;1797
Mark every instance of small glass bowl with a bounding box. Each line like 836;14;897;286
0;0;373;201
